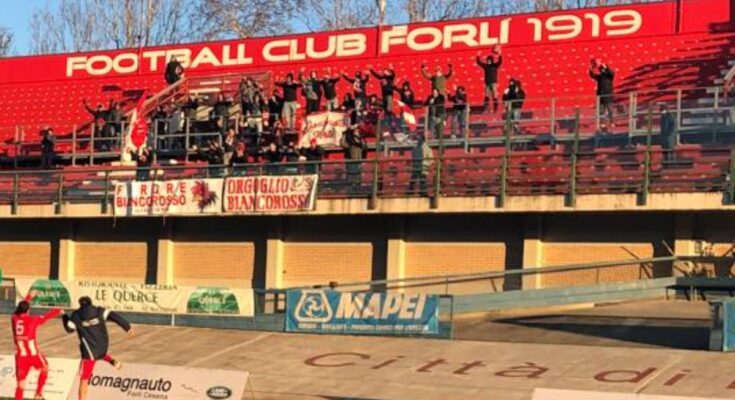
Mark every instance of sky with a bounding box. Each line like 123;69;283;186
0;0;47;56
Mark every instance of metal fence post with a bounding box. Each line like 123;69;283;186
90;125;96;166
498;110;512;208
639;108;653;206
369;158;379;210
728;148;735;205
72;125;77;167
56;172;64;215
431;155;441;209
101;170;111;214
676;89;683;133
13;126;19;170
550;97;556;140
185;118;191;163
463;104;470;153
627;92;635;145
153;121;159;165
11;173;18;215
567;108;581;207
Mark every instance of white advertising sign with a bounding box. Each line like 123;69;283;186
15;279;255;317
0;355;78;400
534;389;730;400
68;362;249;400
114;178;224;216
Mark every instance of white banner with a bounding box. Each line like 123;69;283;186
15;279;255;317
0;356;78;400
68;362;249;400
299;111;349;148
533;389;730;400
223;175;318;213
114;178;224;216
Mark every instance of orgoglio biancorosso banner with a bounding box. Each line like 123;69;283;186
223;174;318;213
15;279;255;317
114;174;318;216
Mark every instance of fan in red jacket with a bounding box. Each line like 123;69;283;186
11;291;63;400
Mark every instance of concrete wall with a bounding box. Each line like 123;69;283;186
0;212;732;293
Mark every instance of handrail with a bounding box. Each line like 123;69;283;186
288;255;735;292
294;256;679;291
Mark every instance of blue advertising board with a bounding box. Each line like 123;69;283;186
723;300;735;351
286;290;439;336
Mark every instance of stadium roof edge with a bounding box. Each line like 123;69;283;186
0;0;679;61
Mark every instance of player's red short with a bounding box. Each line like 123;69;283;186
15;355;48;380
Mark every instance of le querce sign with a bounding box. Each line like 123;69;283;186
63;6;654;79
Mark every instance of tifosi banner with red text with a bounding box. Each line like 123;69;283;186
114;179;223;216
299;112;349;148
224;175;319;213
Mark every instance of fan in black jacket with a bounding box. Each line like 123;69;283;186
589;58;616;129
63;296;134;400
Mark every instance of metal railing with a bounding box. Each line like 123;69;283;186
0;85;730;163
0;140;732;215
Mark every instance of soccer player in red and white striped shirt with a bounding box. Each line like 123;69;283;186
11;292;63;400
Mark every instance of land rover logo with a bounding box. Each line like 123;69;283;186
207;386;232;399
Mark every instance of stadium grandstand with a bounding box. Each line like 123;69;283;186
2;0;735;398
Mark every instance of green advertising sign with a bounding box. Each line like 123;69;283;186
186;287;240;315
29;279;72;307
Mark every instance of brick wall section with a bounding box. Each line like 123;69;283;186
76;242;147;282
174;242;255;287
542;243;654;288
0;242;50;278
405;243;506;294
282;243;372;288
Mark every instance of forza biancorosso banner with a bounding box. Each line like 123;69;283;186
114;178;223;217
223;175;319;213
15;279;255;317
0;356;78;400
286;290;439;336
67;363;250;400
113;175;319;216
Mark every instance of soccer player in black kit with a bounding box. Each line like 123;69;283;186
63;296;134;400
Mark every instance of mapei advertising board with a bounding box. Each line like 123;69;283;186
15;279;255;317
286;290;439;336
114;175;318;216
0;0;727;84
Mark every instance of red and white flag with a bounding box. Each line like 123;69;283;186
124;95;149;155
395;99;417;131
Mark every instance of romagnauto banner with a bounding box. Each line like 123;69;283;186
114;178;223;217
15;279;255;317
223;175;319;213
299;112;349;148
286;290;439;336
67;363;249;400
0;356;78;400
